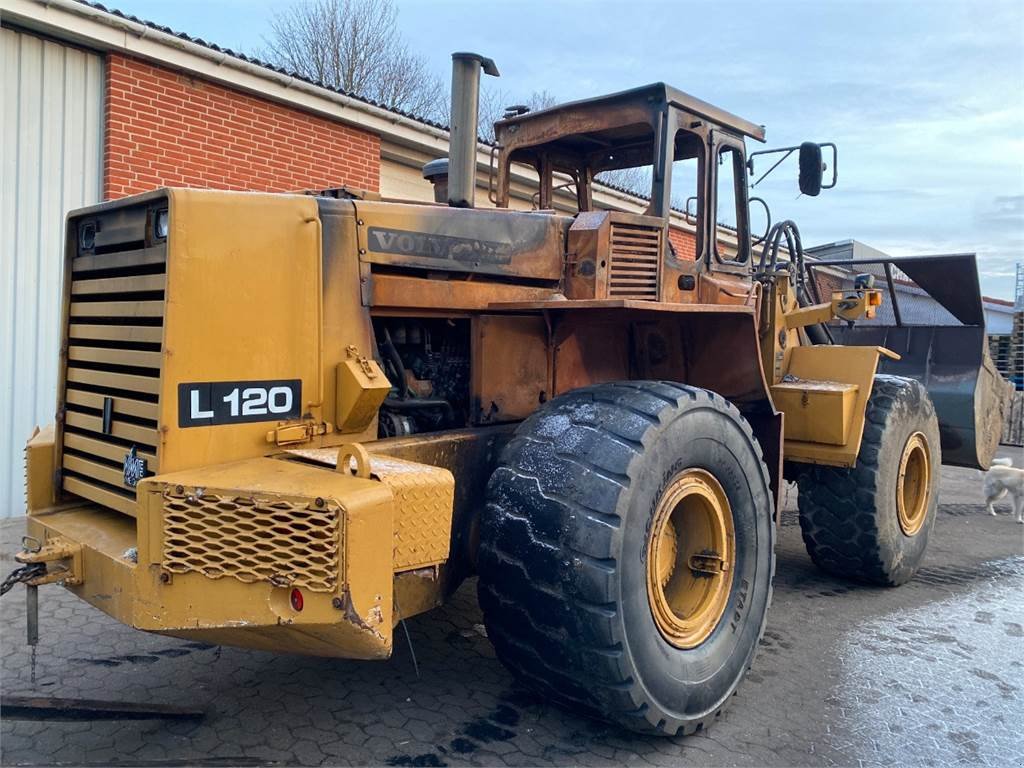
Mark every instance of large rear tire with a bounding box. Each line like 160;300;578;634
477;381;775;735
797;375;941;586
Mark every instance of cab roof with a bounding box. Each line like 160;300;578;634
495;82;766;145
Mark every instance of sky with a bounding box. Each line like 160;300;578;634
107;0;1023;299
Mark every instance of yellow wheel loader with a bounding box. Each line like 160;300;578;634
12;53;1009;735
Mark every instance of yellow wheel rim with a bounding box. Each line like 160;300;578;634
897;432;931;536
646;469;735;649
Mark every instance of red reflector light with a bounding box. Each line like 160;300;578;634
290;588;304;612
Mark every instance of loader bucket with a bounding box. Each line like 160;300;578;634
807;254;1012;469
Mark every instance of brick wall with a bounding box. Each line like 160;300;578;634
104;54;380;199
668;226;697;260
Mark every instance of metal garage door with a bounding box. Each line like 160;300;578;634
1;27;103;517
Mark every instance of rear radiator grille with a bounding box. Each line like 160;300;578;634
60;239;166;517
161;492;342;592
608;222;661;300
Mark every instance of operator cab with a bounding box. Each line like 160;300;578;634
493;83;765;272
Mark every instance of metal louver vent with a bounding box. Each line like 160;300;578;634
59;202;166;516
608;222;661;299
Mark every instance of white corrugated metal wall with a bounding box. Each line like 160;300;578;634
1;27;103;517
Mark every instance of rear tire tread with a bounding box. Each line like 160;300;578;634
478;381;775;735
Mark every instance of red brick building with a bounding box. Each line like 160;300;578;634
104;54;381;199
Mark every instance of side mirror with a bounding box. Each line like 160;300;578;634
749;142;837;194
798;142;824;196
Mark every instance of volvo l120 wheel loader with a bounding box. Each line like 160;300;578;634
11;53;1010;735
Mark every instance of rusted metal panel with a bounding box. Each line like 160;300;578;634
697;272;758;307
495;82;764;152
566;211;611;300
369;273;560;311
552;316;632;394
517;304;773;408
353;199;568;281
493;298;758;315
471;315;549;424
566;211;668;302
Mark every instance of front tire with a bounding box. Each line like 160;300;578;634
477;381;775;735
797;375;941;586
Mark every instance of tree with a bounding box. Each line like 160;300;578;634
597;166;653;199
261;0;447;122
476;88;558;142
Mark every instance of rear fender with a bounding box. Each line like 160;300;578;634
549;307;784;513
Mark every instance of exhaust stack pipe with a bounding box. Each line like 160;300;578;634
448;52;499;208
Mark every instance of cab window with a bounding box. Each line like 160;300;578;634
714;145;748;263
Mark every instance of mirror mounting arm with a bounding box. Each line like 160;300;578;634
747;147;797;190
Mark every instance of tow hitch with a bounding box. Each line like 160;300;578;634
2;536;84;647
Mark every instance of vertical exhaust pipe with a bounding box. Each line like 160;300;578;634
448;52;499;208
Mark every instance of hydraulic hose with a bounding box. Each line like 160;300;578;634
756;220;832;344
381;326;410;399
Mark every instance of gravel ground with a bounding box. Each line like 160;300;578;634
1;446;1022;767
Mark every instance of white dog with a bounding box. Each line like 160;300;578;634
984;457;1024;523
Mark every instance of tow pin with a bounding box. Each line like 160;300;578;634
22;537;41;685
28;583;38;686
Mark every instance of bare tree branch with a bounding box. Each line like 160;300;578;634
477;88;560;142
597;166;652;198
261;0;447;122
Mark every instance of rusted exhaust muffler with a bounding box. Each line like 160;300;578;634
447;52;499;209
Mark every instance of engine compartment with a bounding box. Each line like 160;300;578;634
373;318;471;437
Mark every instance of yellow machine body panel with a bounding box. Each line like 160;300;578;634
775;345;897;467
24;435;459;658
771;379;858;446
335;350;392;434
159;190;327;471
286;447;455;572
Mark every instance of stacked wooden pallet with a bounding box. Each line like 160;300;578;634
988;311;1024;390
1004;391;1023;447
991;311;1024;446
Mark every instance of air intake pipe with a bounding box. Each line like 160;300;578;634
448;52;499;208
